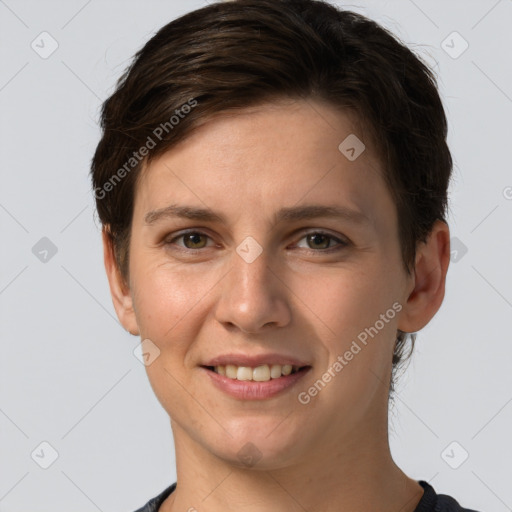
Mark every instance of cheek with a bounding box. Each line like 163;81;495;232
296;269;400;408
297;266;380;324
130;264;210;407
131;261;210;347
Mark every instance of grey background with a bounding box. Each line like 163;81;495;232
1;0;511;510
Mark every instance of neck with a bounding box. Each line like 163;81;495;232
160;406;424;512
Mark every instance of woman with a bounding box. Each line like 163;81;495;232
91;1;481;510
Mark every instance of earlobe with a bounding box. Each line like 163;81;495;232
398;220;451;334
102;228;140;336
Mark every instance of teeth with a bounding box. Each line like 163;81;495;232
212;364;301;381
237;366;253;381
282;364;292;376
226;364;238;379
270;364;282;379
252;365;270;381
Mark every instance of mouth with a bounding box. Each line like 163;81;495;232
201;363;312;400
201;363;309;382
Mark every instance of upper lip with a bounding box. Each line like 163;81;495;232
202;353;311;368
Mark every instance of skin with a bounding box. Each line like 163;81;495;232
103;98;450;512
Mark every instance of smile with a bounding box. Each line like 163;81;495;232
206;364;303;382
201;364;312;400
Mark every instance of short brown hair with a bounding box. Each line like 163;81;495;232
90;0;453;401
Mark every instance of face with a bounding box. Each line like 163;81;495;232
116;99;418;468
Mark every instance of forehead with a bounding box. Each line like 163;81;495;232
134;99;392;229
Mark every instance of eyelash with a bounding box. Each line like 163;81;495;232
164;229;349;254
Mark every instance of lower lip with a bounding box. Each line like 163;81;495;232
202;366;311;400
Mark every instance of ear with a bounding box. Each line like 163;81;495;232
398;220;451;334
102;227;140;336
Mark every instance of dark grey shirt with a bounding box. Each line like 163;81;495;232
132;480;482;512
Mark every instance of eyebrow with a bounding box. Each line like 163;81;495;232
144;203;370;227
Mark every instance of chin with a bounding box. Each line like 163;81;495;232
207;418;309;470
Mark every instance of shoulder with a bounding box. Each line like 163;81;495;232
132;480;485;512
416;480;483;512
132;483;177;512
436;493;482;512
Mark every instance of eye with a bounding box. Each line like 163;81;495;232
295;231;348;252
164;229;349;253
166;230;214;250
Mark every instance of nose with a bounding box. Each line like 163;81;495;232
214;249;292;334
